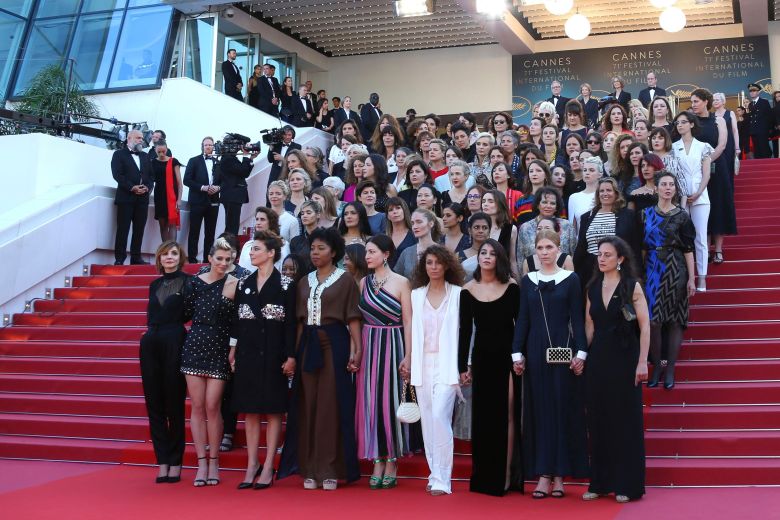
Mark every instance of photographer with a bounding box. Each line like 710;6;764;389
184;136;221;263
219;139;258;235
112;129;153;265
266;125;300;188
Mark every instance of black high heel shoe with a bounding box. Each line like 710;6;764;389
254;469;276;490
647;365;663;388
167;465;181;484
238;465;263;490
663;369;675;390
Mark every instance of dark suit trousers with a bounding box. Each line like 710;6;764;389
115;198;149;262
140;325;187;466
226;89;243;102
188;204;219;263
752;132;771;158
223;202;243;235
221;379;237;435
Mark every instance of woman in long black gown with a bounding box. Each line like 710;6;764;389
584;236;650;502
458;239;522;496
512;230;589;498
229;231;297;490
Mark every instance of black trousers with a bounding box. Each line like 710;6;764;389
140;325;187;466
221;379;237;436
223;202;243;236
188;204;219;263
752;133;771;158
115;199;149;263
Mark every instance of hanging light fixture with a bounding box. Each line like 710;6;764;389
476;0;507;17
650;0;676;8
544;0;573;16
565;12;591;40
659;6;686;32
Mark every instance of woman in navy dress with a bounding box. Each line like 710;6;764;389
512;230;589;498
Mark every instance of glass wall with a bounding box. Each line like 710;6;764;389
0;5;31;102
10;0;174;97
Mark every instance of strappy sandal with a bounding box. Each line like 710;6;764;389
193;456;207;487
532;475;552;499
382;458;398;489
713;251;724;264
219;434;234;452
369;458;384;490
206;456;220;486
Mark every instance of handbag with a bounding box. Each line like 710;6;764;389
538;285;573;365
396;381;421;424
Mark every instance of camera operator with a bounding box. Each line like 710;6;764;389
267;125;300;188
112;129;153;265
183;136;221;263
219;142;258;235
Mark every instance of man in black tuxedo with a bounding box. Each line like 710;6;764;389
305;80;317;110
638;72;667;109
183;136;221;263
546;81;570;124
146;129;171;165
360;92;382;140
256;63;281;117
292;85;314;127
112;130;153;265
266;126;300;189
219;146;258;235
333;96;363;136
221;49;243;101
746;83;773;158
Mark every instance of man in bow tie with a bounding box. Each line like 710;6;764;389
184;136;222;263
547;80;570;124
292;84;314;127
638;72;667;109
221;49;243;102
112;130;153;265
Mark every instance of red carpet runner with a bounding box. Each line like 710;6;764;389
1;159;779;486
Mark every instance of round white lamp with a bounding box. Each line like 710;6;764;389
659;6;686;32
565;13;591;40
544;0;573;16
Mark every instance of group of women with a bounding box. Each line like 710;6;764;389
139;88;739;503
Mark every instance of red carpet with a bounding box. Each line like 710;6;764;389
1;159;780;486
3;460;780;520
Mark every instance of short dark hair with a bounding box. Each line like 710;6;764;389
355;179;377;199
254;206;280;234
154;240;186;274
648;127;672;152
424;113;441;126
153;129;166;139
227;48;237;54
532;187;564;217
690;88;713;110
468;211;491;229
309;227;346;265
412;244;465;288
450;122;470;137
473;239;511;284
252;230;284;263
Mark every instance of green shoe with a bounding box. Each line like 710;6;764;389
381;475;397;489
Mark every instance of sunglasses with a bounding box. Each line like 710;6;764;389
587;140;599;144
466;194;482;199
540;113;551;117
494;119;507;124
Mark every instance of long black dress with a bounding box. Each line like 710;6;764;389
230;269;297;413
585;278;645;500
697;113;737;236
512;271;589;480
459;284;523;496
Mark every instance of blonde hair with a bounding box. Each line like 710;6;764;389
535;229;560;247
209;237;234;256
412;207;442;242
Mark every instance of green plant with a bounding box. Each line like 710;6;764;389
15;64;99;122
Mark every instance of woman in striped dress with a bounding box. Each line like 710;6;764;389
356;235;412;489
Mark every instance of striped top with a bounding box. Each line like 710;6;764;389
359;276;402;327
586;211;617;254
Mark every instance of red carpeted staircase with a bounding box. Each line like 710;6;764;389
1;159;780;486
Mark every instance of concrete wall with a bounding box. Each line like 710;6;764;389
769;21;780;88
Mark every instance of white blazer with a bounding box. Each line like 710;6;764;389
410;283;462;387
672;138;712;206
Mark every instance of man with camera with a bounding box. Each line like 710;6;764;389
219;138;259;235
266;125;301;189
112;129;153;265
184;136;221;263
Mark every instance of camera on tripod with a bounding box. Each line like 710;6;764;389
214;132;261;155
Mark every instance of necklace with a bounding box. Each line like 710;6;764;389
370;273;389;295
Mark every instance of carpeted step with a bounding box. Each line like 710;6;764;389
0;357;140;377
670;359;780;382
712;260;780;275
34;299;147;313
646;382;780;405
646;404;780;430
680;339;780;361
0;393;148;417
0;341;138;358
705;273;780;290
0;374;142;396
690;289;780;305
689;304;780;322
0;326;144;342
53;287;149;300
13;313;147;327
710;246;780;261
646;457;780;486
90;264;204;276
646;430;780;457
72;275;159;288
685;321;780;341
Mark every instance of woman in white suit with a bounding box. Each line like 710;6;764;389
400;244;465;495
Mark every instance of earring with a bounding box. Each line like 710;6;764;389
617;263;622;271
383;258;388;268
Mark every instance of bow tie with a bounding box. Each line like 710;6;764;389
538;280;556;292
204;156;214;161
130;150;140;155
553;95;560;99
301;97;307;100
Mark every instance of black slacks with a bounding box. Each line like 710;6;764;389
115;199;148;263
140;324;187;466
752;133;771;158
223;202;243;236
188;204;219;263
221;379;237;436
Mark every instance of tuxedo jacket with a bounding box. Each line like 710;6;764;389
184;154;222;206
111;147;153;204
257;75;281;113
291;96;315;127
547;95;570;122
638;87;667;109
748;98;773;135
218;155;252;204
221;60;242;96
609;91;632;111
360;103;383;139
333;108;363;136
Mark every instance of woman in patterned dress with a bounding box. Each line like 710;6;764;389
356;235;412;489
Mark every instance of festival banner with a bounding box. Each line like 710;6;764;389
511;36;771;121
